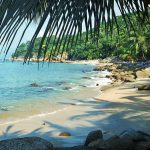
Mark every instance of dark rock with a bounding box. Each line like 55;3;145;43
93;67;102;71
88;139;105;148
30;82;39;87
70;145;95;150
120;129;147;142
105;137;135;150
107;135;120;141
59;132;71;137
137;131;150;141
80;85;87;87
55;146;95;150
63;87;72;90
0;137;53;150
138;84;150;90
96;84;99;86
84;130;103;146
82;77;91;79
106;75;111;78
135;141;150;150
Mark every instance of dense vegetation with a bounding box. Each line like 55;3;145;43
12;14;150;61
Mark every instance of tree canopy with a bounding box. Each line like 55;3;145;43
13;13;150;61
0;0;150;61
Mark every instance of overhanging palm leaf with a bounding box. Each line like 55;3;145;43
0;0;149;62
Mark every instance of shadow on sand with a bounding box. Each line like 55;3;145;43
0;86;150;147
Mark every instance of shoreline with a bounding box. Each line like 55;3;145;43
11;58;100;65
0;77;149;147
0;61;150;147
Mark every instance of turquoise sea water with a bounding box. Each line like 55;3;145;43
0;61;111;122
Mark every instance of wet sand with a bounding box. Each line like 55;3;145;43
0;78;150;147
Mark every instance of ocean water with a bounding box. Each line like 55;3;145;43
0;61;111;123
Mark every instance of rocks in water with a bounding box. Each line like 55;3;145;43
135;141;150;150
137;84;150;90
0;107;9;111
59;132;71;137
84;130;103;146
30;82;39;87
82;77;92;79
94;62;150;85
0;137;53;150
63;87;72;90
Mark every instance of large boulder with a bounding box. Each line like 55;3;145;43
88;139;105;148
135;141;150;150
136;68;150;78
120;129;147;142
88;135;135;150
84;130;103;146
105;137;135;150
0;137;53;150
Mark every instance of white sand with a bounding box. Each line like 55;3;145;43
0;78;150;147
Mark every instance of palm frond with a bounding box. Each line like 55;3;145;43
0;0;149;61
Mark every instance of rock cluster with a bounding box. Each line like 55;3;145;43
0;137;53;150
94;61;150;85
84;129;150;150
30;82;39;87
0;129;150;150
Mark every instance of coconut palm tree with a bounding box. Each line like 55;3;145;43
0;0;149;61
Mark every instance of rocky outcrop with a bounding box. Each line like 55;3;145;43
86;129;150;150
0;129;150;150
0;137;54;150
84;130;103;146
95;61;150;84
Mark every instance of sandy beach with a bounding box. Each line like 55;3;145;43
0;76;150;147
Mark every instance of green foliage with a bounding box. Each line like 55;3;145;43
12;13;150;61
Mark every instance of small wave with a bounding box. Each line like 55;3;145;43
42;86;54;90
0;106;71;126
85;77;112;88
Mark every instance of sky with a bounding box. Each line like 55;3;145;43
0;3;121;59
